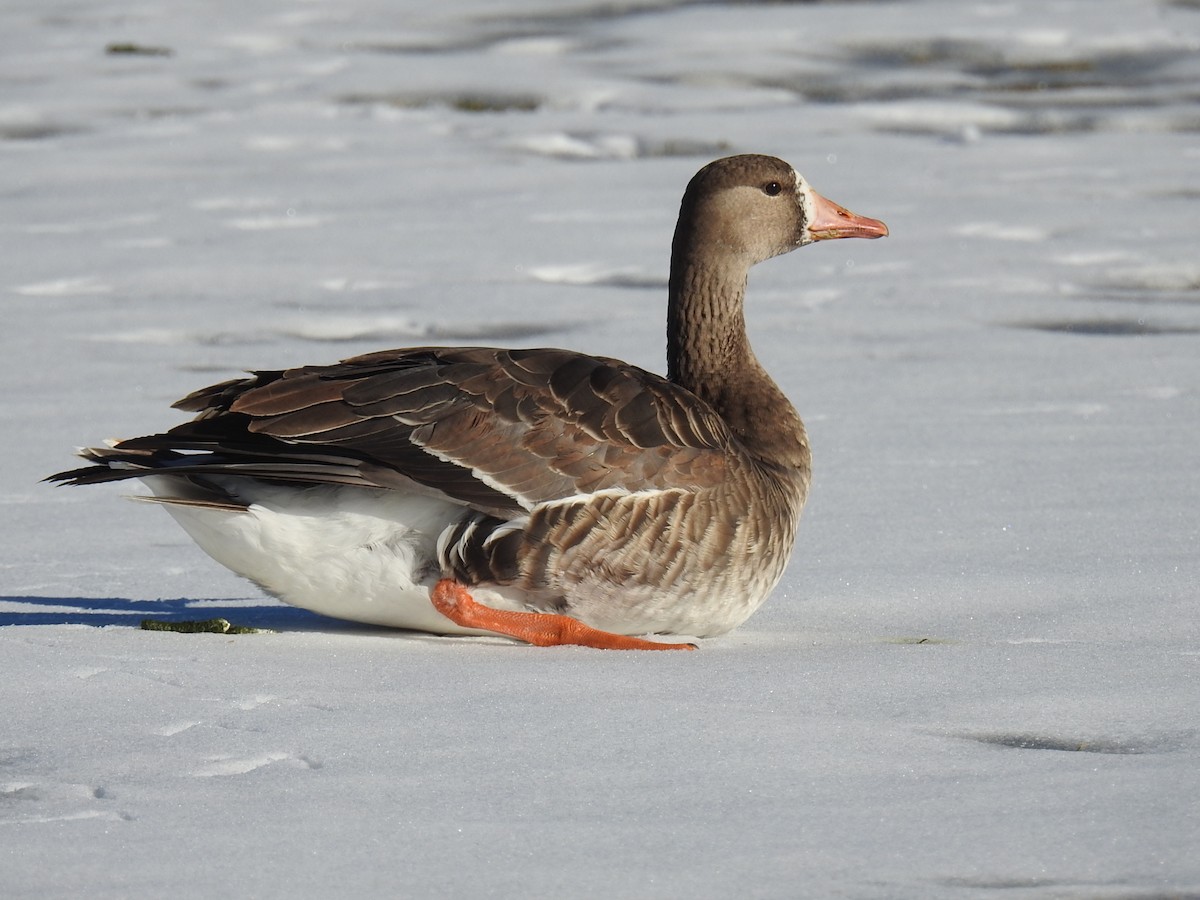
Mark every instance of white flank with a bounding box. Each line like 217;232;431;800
140;478;500;634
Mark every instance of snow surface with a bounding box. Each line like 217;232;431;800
3;0;1199;897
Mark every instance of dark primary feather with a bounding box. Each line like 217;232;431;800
50;346;735;519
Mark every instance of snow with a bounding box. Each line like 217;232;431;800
3;0;1198;896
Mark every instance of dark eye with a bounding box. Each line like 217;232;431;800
762;181;783;196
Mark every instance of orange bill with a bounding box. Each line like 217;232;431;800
809;190;889;241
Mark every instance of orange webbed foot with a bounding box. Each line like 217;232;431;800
431;579;696;651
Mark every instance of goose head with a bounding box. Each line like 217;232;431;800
673;154;888;267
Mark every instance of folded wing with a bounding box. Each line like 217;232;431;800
51;346;734;518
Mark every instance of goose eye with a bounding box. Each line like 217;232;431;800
762;181;783;197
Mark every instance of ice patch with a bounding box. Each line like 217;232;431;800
1120;385;1182;400
225;214;325;230
192;752;294;778
25;214;158;235
1101;264;1200;293
494;36;579;56
526;264;595;286
956;222;1048;242
244;135;305;152
319;277;411;293
192;197;278;211
1054;250;1136;266
975;402;1107;417
220;33;294;54
86;328;192;344
856;100;1022;132
106;236;172;249
525;263;655;287
795;288;843;310
506;132;641;159
192;750;322;778
278;316;430;342
14;277;112;297
1012;29;1072;49
244;135;349;152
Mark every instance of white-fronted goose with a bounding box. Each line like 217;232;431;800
50;155;887;650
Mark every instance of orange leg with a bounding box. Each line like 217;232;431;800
431;579;696;651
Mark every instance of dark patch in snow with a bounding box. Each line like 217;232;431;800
936;875;1069;890
105;43;174;57
0;122;87;141
748;32;1200;136
337;91;542;113
1;785;42;803
1008;319;1200;336
960;732;1169;755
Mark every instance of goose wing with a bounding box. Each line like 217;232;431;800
59;346;735;517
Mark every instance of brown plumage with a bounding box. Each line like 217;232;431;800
49;154;887;649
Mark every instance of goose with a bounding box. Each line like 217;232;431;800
49;155;887;650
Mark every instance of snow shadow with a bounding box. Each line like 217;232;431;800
0;596;344;631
